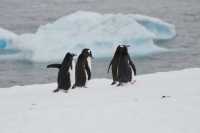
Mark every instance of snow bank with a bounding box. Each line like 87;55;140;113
0;68;200;133
0;11;176;62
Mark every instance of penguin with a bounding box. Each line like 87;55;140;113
47;52;76;93
117;45;136;86
72;48;93;89
107;45;124;85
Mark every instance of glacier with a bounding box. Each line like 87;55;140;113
0;11;176;62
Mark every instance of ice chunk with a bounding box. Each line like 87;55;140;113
0;11;176;62
0;28;17;49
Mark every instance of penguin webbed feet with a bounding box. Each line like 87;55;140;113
72;84;76;89
72;84;88;89
53;88;69;93
111;81;117;85
117;83;123;87
131;80;136;84
63;89;68;93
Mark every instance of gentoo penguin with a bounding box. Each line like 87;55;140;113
107;45;124;85
117;45;136;86
72;48;93;89
47;52;76;92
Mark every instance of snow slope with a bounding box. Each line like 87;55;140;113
0;68;200;133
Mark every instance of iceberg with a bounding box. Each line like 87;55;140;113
0;28;17;49
0;11;176;62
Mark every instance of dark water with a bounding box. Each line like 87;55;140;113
0;0;200;87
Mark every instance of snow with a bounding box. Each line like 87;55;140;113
0;68;200;133
0;11;176;62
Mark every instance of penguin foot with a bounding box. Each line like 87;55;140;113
131;80;136;84
72;85;76;89
53;88;59;93
117;83;123;86
111;81;117;85
63;90;68;93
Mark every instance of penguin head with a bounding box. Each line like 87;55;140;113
62;52;76;65
70;53;77;57
68;53;77;60
121;45;129;55
115;44;130;56
81;48;93;58
114;45;126;57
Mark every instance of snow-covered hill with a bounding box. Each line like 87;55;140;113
0;68;200;133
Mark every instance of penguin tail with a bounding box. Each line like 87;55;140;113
47;64;62;69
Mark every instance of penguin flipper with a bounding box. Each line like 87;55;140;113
107;60;113;73
130;62;136;76
47;64;62;69
128;56;136;75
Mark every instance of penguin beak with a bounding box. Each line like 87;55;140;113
72;53;77;57
90;53;94;59
125;45;130;47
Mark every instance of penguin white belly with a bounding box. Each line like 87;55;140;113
85;70;88;82
69;60;75;86
85;57;92;84
87;57;92;71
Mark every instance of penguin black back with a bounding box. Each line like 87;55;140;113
117;46;136;85
47;52;76;92
107;45;124;85
72;48;93;88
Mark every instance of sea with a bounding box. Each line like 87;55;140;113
0;0;200;88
